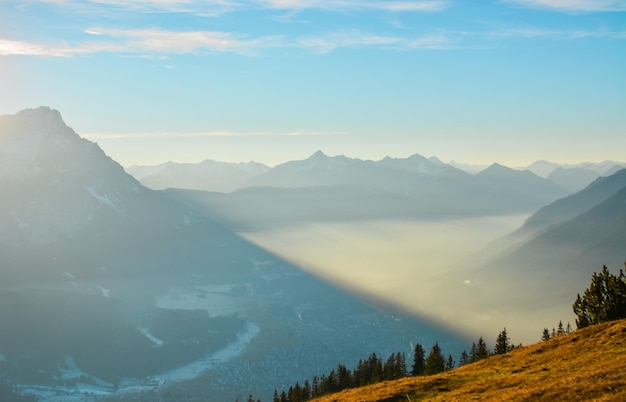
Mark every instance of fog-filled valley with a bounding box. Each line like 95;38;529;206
1;107;625;401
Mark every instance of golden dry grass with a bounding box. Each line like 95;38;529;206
313;319;626;402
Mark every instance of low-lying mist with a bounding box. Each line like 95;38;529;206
241;214;573;345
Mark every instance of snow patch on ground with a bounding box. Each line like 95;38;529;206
63;271;76;280
152;322;260;384
155;284;247;317
139;327;164;347
16;323;260;401
84;185;117;210
97;285;110;298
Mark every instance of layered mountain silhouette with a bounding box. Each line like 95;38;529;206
0;107;469;401
126;159;270;193
426;168;626;334
546;166;599;193
165;151;568;230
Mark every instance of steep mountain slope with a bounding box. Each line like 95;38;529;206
513;169;626;238
503;184;626;280
405;170;626;344
313;319;626;402
126;159;270;193
0;108;468;401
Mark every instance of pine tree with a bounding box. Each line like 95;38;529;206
458;350;470;366
383;353;397;380
566;322;572;334
396;352;408;378
476;337;489;360
469;342;478;363
573;265;626;328
303;379;311;400
424;342;446;375
445;354;455;371
557;320;564;335
494;327;510;354
311;376;319;398
411;343;425;376
541;328;551;341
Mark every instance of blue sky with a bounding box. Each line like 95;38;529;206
1;0;625;167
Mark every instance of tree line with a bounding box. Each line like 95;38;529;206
241;263;626;402
262;327;514;402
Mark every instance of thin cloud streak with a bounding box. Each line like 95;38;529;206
486;27;626;39
28;0;239;16
0;28;453;56
299;31;451;52
3;24;624;57
83;130;351;139
503;0;626;12
24;0;447;14
256;0;449;12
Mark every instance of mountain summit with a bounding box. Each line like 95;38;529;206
0;107;151;244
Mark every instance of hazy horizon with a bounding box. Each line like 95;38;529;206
2;1;625;167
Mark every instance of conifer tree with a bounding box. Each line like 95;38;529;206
445;354;455;371
458;350;470;366
494;328;510;354
303;379;311;400
311;376;319;398
476;337;489;360
396;352;408;378
557;320;564;335
541;328;551;341
383;353;397;380
573;265;626;328
411;343;425;376
469;342;478;363
424;342;446;375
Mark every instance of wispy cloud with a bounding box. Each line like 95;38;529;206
83;130;350;139
0;38;122;57
503;0;626;12
0;29;282;56
25;0;447;14
256;0;448;12
487;27;626;39
299;30;451;52
3;24;623;57
29;0;239;16
94;28;282;54
1;26;455;57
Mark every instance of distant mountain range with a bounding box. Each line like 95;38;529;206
126;159;270;193
164;151;570;230
0;107;468;401
128;151;624;199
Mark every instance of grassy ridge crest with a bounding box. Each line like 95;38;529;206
313;319;626;401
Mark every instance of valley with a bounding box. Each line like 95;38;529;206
0;107;624;401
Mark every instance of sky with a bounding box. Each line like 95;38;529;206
1;0;625;167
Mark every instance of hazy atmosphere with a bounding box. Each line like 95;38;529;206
2;0;625;166
1;1;625;401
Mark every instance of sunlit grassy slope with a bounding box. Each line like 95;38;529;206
314;319;626;401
